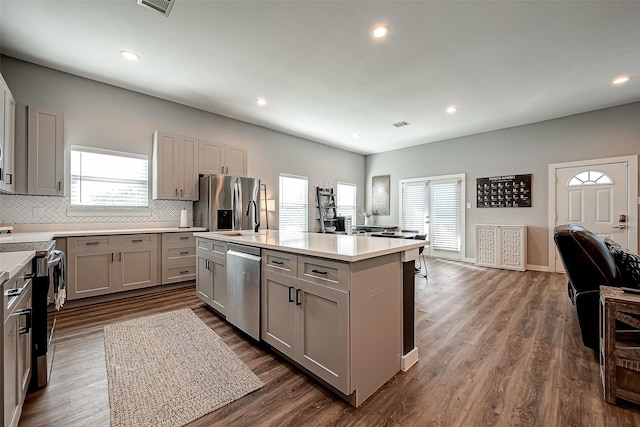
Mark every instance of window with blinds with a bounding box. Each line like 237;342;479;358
430;181;460;251
337;182;356;222
279;174;308;232
402;182;427;234
70;146;148;207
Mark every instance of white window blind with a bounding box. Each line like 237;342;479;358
402;182;426;234
70;146;148;207
337;182;356;222
431;181;460;251
279;174;308;232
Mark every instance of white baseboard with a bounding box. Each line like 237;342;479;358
463;257;475;264
526;264;550;272
401;347;419;371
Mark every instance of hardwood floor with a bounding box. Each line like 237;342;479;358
19;259;640;426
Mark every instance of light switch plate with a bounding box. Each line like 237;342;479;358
466;202;472;209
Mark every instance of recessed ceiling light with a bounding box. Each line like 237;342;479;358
446;106;458;114
613;75;631;85
371;26;389;39
120;50;139;61
256;98;267;106
353;133;361;139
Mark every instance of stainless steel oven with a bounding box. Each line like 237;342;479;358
31;245;63;389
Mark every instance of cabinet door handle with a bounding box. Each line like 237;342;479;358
58;181;61;191
22;273;36;280
111;253;114;262
205;259;211;270
180;251;190;255
180;236;189;240
119;252;122;261
288;286;294;303
180;189;183;197
180;270;190;274
132;239;143;243
0;167;3;181
296;288;302;305
221;166;225;174
271;260;283;265
311;269;327;275
86;241;100;246
15;308;32;334
5;288;24;298
225;166;229;174
175;188;178;196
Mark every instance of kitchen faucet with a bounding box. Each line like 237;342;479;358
246;200;260;232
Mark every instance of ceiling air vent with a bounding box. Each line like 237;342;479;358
137;0;174;17
392;121;411;128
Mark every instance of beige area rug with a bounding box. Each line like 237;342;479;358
104;309;263;427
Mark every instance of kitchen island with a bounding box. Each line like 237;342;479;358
194;230;427;407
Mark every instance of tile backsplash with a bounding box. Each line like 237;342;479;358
0;194;192;225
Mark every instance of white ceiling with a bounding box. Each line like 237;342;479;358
1;1;639;155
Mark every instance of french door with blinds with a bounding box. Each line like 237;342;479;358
400;174;465;260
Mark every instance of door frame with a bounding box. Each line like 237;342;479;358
548;155;638;273
398;173;466;261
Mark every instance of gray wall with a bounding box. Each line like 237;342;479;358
366;102;640;267
0;56;365;230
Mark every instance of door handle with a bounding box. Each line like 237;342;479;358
15;308;32;334
612;225;628;229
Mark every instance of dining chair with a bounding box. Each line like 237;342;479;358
402;230;427;277
413;234;428;278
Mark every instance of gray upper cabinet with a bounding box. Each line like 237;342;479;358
198;138;247;177
152;130;198;200
0;73;16;194
27;107;65;196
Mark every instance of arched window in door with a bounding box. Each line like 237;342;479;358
568;170;613;186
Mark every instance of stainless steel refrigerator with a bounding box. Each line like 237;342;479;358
194;174;261;231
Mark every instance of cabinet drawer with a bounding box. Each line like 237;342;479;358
196;238;227;257
3;264;32;321
68;236;116;250
263;250;297;277
163;232;195;248
298;256;349;291
118;233;157;247
165;264;196;282
166;246;195;259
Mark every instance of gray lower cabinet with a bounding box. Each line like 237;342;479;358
262;250;350;394
3;262;33;427
161;232;196;284
67;234;159;300
196;238;227;315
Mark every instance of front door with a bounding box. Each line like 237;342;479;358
553;159;634;272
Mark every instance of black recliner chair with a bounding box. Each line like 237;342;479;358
553;224;621;350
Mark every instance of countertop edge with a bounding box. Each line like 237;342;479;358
194;232;426;262
0;250;36;281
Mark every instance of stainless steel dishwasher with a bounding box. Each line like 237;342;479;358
226;243;262;340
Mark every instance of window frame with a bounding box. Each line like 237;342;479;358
336;182;357;223
67;145;150;215
278;173;309;232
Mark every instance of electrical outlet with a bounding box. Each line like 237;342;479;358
33;207;44;217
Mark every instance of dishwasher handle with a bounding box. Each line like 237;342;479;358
227;249;261;263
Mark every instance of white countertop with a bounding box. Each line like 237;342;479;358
0;251;35;281
194;230;428;262
0;227;206;244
